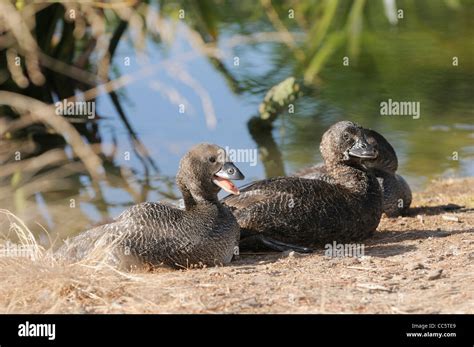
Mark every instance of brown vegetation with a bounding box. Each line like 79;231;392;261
0;178;472;313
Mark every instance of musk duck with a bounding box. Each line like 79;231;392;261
222;121;383;253
295;128;412;217
57;143;245;269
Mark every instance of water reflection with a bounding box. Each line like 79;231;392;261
0;0;472;243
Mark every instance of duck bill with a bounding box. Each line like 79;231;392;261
348;139;378;159
213;162;244;195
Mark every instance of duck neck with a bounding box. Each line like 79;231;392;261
178;184;219;210
325;161;370;193
180;186;197;209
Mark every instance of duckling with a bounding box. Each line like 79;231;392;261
57;143;245;269
295;128;412;217
222;121;383;252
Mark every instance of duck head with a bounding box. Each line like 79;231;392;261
361;129;398;173
176;143;245;205
320;121;378;167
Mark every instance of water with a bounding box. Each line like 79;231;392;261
1;1;473;240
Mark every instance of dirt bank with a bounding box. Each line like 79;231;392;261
0;178;472;313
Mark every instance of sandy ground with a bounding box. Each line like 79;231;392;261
0;178;473;313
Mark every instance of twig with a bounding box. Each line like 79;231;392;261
0;92;105;182
260;0;305;61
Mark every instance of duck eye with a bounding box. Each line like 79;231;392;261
343;133;350;141
209;156;216;163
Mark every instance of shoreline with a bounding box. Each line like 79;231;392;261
0;177;472;313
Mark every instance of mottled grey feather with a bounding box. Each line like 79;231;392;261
294;128;412;216
56;144;241;269
223;121;384;249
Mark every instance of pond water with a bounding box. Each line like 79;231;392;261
1;1;473;240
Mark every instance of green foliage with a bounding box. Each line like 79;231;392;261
259;77;301;121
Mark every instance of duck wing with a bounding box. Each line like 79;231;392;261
222;177;298;210
57;202;186;263
222;176;348;235
115;201;183;224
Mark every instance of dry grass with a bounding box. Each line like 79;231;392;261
0;178;473;314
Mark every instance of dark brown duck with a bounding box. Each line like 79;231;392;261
295;128;412;217
56;143;245;269
222;121;383;252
